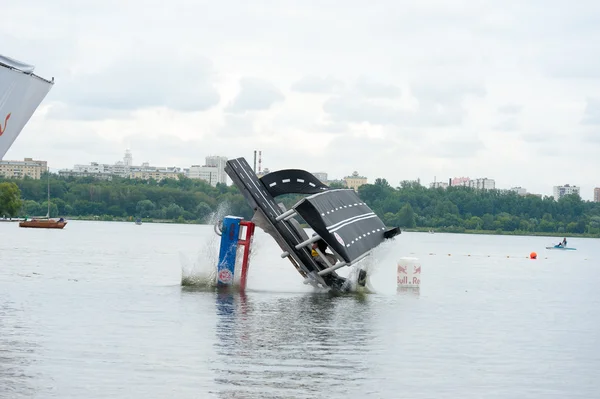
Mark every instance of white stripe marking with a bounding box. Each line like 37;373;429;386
327;212;375;230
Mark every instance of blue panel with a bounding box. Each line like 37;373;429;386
217;216;242;285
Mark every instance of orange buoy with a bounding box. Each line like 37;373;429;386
530;251;537;259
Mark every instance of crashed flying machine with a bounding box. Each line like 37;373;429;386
225;157;400;291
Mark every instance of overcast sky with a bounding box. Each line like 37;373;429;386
3;0;600;199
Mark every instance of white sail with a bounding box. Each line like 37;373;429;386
0;54;54;159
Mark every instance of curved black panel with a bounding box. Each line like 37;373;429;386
259;169;329;197
294;189;389;263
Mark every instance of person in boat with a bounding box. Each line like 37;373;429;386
562;237;567;247
311;237;337;267
311;234;367;287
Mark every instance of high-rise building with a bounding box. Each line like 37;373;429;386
594;187;600;202
553;184;580;200
188;155;228;186
204;156;228;185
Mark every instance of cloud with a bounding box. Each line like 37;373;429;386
322;96;400;125
4;0;600;200
46;103;132;121
10;128;123;166
493;118;518;132
429;139;486;159
581;98;600;125
581;128;600;144
520;132;556;143
291;75;344;94
226;78;285;113
410;80;486;107
498;104;522;114
53;44;221;115
218;114;256;138
543;42;600;80
322;96;465;127
354;76;401;98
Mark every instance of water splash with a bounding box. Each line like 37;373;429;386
180;201;231;287
344;237;399;294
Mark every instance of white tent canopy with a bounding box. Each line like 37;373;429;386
0;54;54;159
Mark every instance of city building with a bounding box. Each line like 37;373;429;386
553;184;580;200
59;169;114;180
594;187;600;203
430;181;449;189
129;165;182;181
344;171;367;191
188;156;228;186
205;156;228;184
468;178;495;190
58;150;187;182
0;157;47;179
510;187;527;196
189;164;219;186
451;177;470;186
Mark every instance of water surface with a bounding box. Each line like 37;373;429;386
1;221;598;398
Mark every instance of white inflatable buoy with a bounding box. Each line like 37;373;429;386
397;257;421;288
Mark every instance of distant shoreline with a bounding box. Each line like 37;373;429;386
402;227;600;239
49;217;600;239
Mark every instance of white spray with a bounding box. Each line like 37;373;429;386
180;201;231;287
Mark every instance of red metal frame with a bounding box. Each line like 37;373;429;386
237;220;255;291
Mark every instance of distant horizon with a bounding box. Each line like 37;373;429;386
37;155;598;201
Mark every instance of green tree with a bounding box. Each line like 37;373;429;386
2;172;600;235
136;199;156;217
165;203;184;219
195;202;213;223
397;203;416;228
0;182;23;217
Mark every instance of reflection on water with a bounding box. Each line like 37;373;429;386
0;300;39;398
212;290;373;399
397;287;420;297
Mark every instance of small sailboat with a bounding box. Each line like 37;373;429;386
19;173;67;229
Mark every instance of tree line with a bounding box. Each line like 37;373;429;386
0;174;254;223
358;179;600;236
1;174;599;236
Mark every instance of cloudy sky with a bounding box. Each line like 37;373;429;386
3;0;600;199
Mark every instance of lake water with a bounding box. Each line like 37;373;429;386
1;220;599;398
